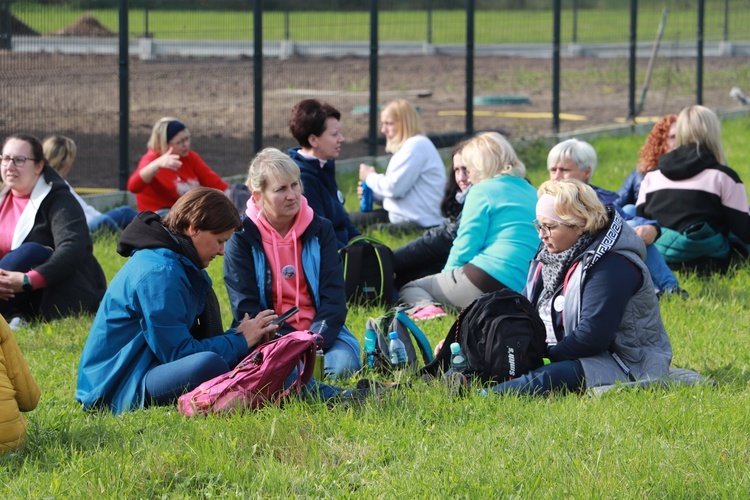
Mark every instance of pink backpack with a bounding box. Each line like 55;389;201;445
178;331;320;416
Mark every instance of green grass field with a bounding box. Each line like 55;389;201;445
2;116;750;496
12;4;750;44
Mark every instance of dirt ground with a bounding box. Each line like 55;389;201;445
2;50;748;188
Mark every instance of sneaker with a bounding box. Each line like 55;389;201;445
410;305;447;321
8;315;28;331
443;371;469;398
337;379;398;407
657;287;689;301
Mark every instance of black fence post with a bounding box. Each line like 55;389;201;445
697;0;704;104
284;0;289;41
426;0;432;45
465;0;474;137
253;0;263;154
552;0;560;135
0;0;11;50
627;0;637;123
368;0;378;157
723;0;729;41
119;0;130;191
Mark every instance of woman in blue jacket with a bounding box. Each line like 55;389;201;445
224;148;361;379
76;188;280;414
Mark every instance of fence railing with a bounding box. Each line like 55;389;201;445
1;0;748;190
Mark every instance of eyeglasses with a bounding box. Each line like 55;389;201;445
1;155;37;167
533;219;576;237
170;134;191;147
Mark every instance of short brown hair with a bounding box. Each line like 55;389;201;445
163;187;241;235
289;99;341;148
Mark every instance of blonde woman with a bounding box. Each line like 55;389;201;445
470;179;672;396
127;117;228;215
399;132;538;320
636;105;750;273
224;148;361;380
44;135;138;234
354;99;446;232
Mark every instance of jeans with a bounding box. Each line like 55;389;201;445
286;369;345;402
144;351;230;406
488;360;585;396
88;206;139;234
324;329;362;379
143;351;345;408
621;204;679;291
0;242;54;318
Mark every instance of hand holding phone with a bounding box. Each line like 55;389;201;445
270;306;299;327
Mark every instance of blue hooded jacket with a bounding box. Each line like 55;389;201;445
76;214;248;414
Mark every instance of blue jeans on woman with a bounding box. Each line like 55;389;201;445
488;360;585;396
88;206;139;234
324;328;362;379
143;351;345;407
0;242;54;318
621;204;680;292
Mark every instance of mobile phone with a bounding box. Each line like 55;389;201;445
270;306;299;327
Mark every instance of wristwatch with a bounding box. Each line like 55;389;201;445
22;274;33;292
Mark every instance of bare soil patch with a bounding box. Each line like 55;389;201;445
3;49;747;189
51;15;116;37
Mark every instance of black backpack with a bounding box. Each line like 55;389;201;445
421;289;547;383
339;236;395;307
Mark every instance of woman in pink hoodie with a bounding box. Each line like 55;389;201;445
224;148;361;380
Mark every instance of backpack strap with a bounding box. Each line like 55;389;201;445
394;310;434;364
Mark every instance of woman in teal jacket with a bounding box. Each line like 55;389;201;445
76;188;279;414
399;132;539;320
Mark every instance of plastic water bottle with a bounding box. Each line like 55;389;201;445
364;328;378;369
360;182;373;212
449;342;468;373
388;331;408;368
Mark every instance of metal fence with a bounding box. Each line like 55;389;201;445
1;0;749;190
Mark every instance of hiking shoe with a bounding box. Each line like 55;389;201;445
355;378;400;400
410;305;446;321
443;371;469;398
337;379;398;407
657;287;689;301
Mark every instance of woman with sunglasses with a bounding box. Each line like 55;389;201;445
128;117;229;217
0;134;106;328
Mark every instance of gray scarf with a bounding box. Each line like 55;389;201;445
537;232;596;308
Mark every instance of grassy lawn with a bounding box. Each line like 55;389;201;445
11;4;749;43
2;115;750;496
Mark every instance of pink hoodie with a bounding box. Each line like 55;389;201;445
246;195;316;331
